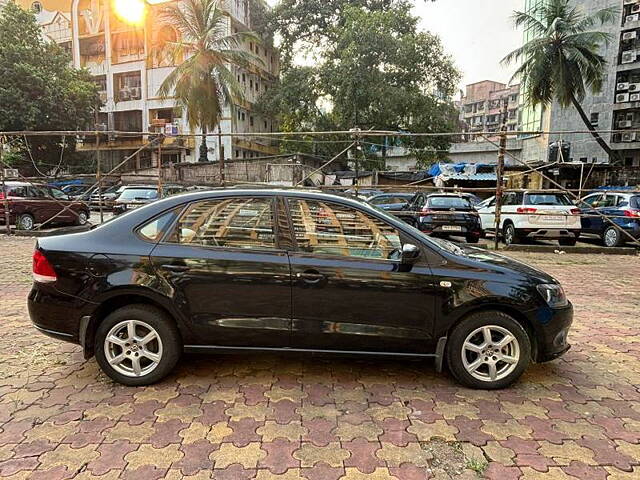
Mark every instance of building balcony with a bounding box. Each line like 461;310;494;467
233;138;279;156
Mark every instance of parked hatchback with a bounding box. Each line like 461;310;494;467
418;194;482;243
29;189;573;390
0;182;90;230
577;192;640;247
477;191;581;246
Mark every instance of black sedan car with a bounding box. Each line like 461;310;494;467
418;194;483;243
29;189;573;389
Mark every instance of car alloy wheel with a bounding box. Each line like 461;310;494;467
504;224;515;245
18;214;35;231
461;325;520;382
104;320;163;377
604;227;620;247
77;212;88;225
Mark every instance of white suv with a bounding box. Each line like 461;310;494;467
477;191;581;246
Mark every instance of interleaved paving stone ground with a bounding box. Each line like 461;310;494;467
0;236;639;478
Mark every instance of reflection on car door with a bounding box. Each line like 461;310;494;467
579;194;603;233
285;198;437;354
149;196;292;347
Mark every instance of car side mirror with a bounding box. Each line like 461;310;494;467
401;243;421;264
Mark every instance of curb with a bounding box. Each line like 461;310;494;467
494;245;638;255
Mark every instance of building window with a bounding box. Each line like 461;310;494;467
241;112;246;121
590;112;599;127
250;116;254;127
114;72;142;102
31;2;42;13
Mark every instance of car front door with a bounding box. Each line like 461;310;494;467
284;197;437;354
149;195;292;347
579;194;603;233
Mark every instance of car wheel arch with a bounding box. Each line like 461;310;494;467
442;304;539;363
82;292;185;359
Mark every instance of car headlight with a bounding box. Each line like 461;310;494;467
537;284;568;308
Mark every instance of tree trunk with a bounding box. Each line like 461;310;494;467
199;128;208;163
570;92;620;164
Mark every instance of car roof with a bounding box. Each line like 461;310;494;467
426;193;473;198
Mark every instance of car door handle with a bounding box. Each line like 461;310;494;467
296;272;325;283
162;264;190;273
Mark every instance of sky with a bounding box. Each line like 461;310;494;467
265;0;524;97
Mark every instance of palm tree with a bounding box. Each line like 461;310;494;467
502;0;619;162
156;0;261;165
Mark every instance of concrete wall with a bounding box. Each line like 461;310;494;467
448;140;523;166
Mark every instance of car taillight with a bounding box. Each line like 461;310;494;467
624;210;640;218
516;207;538;214
33;250;57;283
570;208;581;215
0;193;4;200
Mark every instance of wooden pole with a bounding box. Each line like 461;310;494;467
218;124;225;187
0;140;11;235
493;99;509;250
96;132;104;224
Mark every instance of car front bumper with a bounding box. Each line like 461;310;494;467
532;301;574;363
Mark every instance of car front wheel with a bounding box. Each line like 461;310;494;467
446;310;531;389
95;305;182;386
76;211;89;226
602;226;624;247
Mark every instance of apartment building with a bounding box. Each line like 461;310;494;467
16;0;279;170
459;80;521;142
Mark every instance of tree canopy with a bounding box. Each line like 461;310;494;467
257;0;460;166
0;2;100;174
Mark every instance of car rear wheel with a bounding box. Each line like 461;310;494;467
76;211;89;226
602;226;624;247
95;305;181;386
446;310;531;389
503;223;521;246
17;214;35;231
465;234;480;244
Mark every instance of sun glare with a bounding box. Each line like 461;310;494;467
113;0;147;26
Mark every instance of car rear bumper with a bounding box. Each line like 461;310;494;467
28;285;90;345
520;228;580;240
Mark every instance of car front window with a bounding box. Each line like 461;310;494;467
288;199;403;260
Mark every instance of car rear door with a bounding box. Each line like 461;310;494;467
149;195;292;348
284;196;436;354
578;194;604;233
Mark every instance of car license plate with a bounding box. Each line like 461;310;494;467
442;225;463;232
542;215;563;222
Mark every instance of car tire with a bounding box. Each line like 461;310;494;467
602;226;624;248
503;223;521;246
446;310;531;390
95;304;182;386
17;213;35;231
76;211;89;226
558;238;577;247
465;234;480;244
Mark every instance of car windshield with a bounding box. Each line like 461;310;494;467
119;189;158;200
428;196;472;209
524;193;572;206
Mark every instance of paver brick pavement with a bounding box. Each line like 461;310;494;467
0;236;639;478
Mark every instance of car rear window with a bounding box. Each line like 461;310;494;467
119;189;158;200
427;196;472;208
524;193;572;206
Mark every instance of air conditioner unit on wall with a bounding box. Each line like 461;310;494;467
619;120;633;128
631;93;640;101
623;30;638;41
625;0;639;5
618;82;631;91
623;132;637;142
630;83;640;91
622;51;637;63
627;14;640;23
633;5;640;14
617;93;630;103
2;169;19;179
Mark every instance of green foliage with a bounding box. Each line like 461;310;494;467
158;0;260;134
502;0;619;160
260;0;460;167
0;2;100;175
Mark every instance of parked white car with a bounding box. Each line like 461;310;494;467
476;191;581;246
